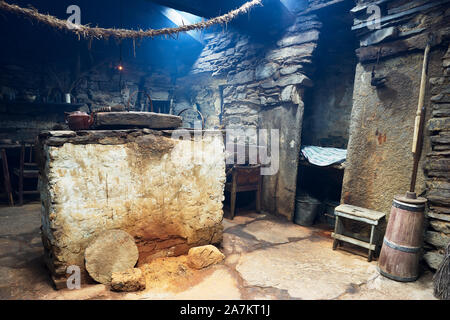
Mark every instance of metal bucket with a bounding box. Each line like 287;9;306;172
294;195;322;227
324;201;339;227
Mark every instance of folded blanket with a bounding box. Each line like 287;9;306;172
301;145;347;167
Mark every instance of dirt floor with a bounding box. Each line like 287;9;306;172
0;202;436;300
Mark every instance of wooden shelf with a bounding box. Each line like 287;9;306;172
0;101;83;115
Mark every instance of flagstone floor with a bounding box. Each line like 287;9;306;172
0;202;436;300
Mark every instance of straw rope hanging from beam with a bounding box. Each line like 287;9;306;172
0;0;262;40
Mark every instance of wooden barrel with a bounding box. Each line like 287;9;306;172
378;195;427;282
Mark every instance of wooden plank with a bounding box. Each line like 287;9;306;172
331;233;376;250
95;112;182;129
335;204;386;222
1;101;82;115
335;211;380;225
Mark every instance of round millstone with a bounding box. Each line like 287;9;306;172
84;230;139;284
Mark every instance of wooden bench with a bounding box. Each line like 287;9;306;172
331;204;386;262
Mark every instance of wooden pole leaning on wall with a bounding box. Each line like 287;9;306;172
409;42;431;195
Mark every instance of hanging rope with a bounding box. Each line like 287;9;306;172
0;0;262;40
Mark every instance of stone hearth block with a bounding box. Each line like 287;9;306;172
37;129;225;283
95;112;182;129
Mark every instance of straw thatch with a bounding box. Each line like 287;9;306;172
0;0;262;40
434;242;450;300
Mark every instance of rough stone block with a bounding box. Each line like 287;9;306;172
255;62;278;81
432;104;450;117
425;231;450;249
431;94;450;103
227;70;255;85
427;180;450;206
430;220;450;234
276;74;313;87
111;268;146;292
260;79;277;89
266;43;316;61
187;245;225;269
423;251;444;270
280;65;302;76
428;117;450;132
277;29;320;48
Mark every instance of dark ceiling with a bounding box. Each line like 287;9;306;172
148;0;250;18
0;0;300;76
147;0;296;36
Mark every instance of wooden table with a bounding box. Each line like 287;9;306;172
0;144;21;206
331;204;386;262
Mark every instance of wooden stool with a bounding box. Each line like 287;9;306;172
331;204;386;262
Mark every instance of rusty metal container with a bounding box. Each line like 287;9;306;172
378;195;427;282
65;111;94;131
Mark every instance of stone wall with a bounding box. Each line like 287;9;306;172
0;61;176;142
423;45;450;270
301;7;358;148
186;12;323;219
37;129;225;283
343;0;450;269
342;0;450;212
342;51;442;214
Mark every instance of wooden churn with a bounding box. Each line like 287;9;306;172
378;194;427;282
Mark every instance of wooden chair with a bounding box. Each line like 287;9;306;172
13;143;39;206
1;148;14;206
225;164;262;219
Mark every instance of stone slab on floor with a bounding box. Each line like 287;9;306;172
236;238;378;300
242;219;313;244
0;203;51;300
